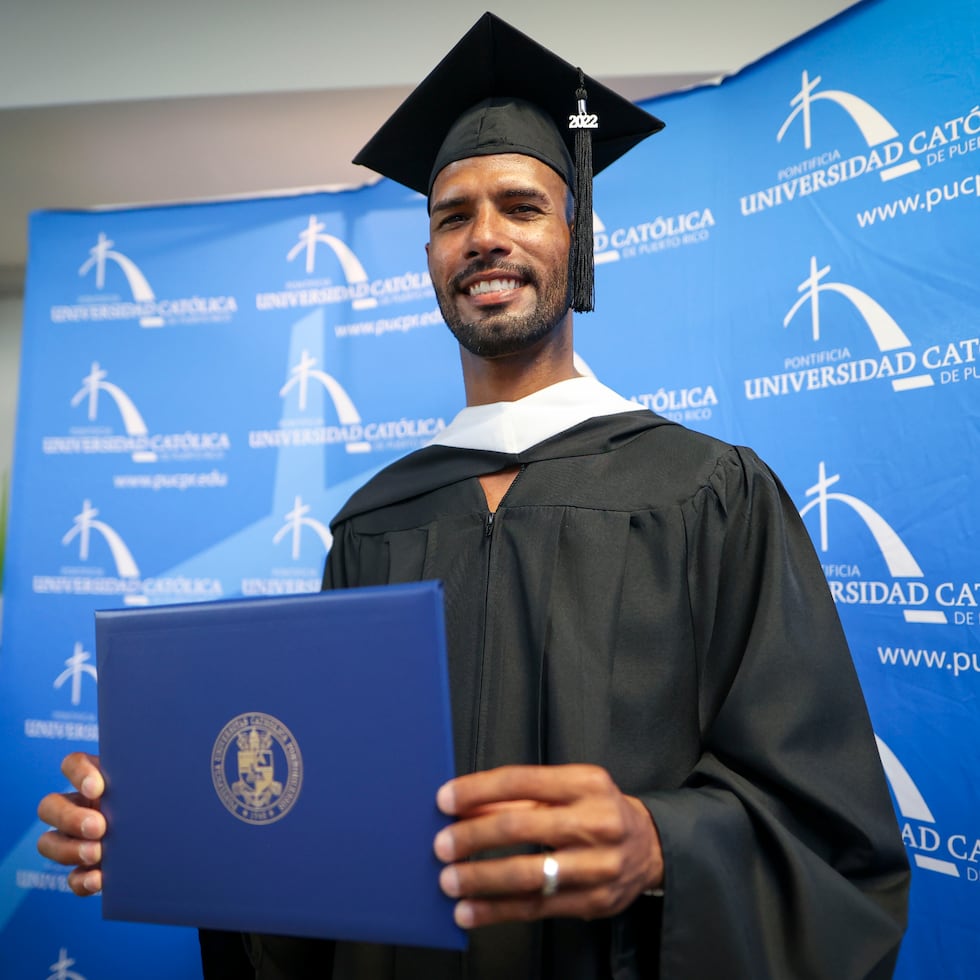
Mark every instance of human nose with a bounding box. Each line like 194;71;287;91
465;206;511;259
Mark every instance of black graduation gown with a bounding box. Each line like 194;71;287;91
247;410;909;980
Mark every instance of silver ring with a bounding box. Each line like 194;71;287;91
541;855;560;897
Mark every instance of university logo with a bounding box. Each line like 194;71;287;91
777;70;920;182
46;948;87;980
42;362;231;463
736;69;980;217
781;255;931;393
32;500;153;605
742;254;977;399
249;347;445;456
255;214;433;313
876;736;978;880
69;361;156;462
51;232;237;327
592;207;714;265
78;232;163;327
53;642;98;707
592;213;619;265
286;216;376;310
273;495;333;559
24;639;100;743
33;500;219;604
211;712;303;824
24;641;99;742
799;461;958;626
62;499;140;579
630;384;719;426
575;353;721;434
279;350;370;453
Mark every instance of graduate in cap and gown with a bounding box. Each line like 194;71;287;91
39;12;909;980
251;12;910;980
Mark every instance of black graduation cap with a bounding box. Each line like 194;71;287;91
353;12;665;313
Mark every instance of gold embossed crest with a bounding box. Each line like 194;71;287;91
211;712;303;824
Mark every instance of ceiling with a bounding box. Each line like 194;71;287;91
0;0;861;298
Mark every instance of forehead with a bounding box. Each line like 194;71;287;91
429;153;569;205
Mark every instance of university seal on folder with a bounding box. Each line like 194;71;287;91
211;712;303;824
95;581;465;951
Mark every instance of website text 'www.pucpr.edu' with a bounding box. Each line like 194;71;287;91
112;470;228;491
334;308;444;338
857;173;980;227
877;646;980;677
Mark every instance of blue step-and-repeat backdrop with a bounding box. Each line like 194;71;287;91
2;0;978;975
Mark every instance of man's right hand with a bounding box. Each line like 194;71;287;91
37;752;106;896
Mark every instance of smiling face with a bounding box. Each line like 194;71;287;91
426;154;573;360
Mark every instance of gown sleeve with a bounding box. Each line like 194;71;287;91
641;447;909;980
322;520;363;590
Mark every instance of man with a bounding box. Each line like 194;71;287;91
39;13;909;979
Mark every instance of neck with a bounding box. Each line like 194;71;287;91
459;311;579;406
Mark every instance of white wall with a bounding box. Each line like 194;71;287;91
0;299;22;485
0;0;859;108
0;297;22;613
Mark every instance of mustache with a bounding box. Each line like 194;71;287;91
449;261;537;293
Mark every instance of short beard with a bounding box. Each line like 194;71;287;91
435;260;571;359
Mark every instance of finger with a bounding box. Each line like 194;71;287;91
452;884;636;930
455;799;540;819
37;829;102;868
435;794;630;862
61;752;104;800
435;804;581;861
438;764;612;815
440;848;621;899
37;791;106;840
67;866;103;897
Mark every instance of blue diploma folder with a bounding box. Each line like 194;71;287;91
95;581;465;950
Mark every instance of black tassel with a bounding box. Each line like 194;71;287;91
570;70;596;313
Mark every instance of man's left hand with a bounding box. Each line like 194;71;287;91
434;764;663;928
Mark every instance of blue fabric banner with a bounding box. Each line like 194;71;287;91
2;0;977;975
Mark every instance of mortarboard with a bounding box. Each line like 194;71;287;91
353;12;665;313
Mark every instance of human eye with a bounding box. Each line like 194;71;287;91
435;210;467;230
508;202;543;218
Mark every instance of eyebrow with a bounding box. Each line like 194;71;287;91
430;186;554;216
429;195;469;216
497;187;552;204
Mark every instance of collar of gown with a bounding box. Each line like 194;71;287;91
430;377;640;454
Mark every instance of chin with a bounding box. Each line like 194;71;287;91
451;316;560;360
